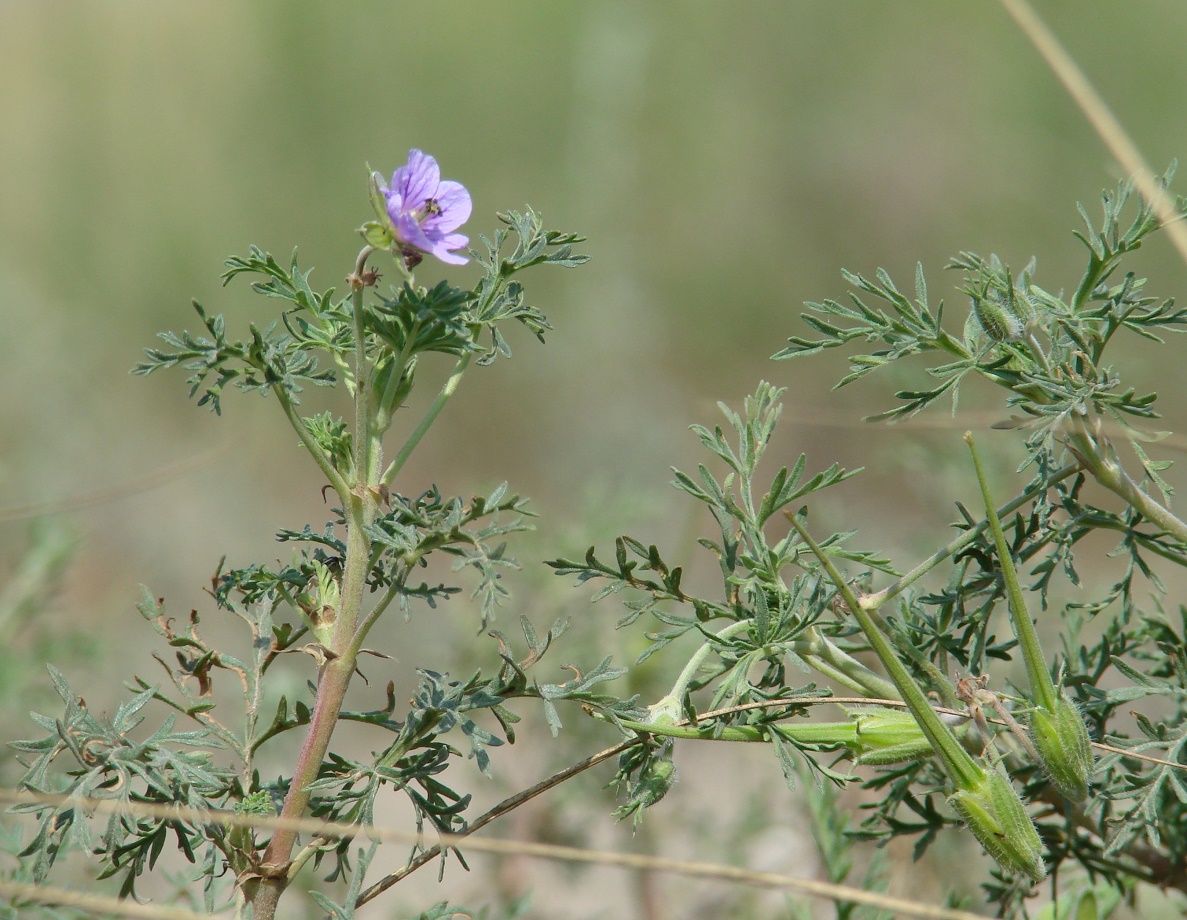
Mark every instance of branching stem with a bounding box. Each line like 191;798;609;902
250;248;385;920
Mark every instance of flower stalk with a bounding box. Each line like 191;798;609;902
604;705;944;765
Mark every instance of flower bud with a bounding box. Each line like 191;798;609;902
297;560;340;647
633;756;678;809
614;749;678;827
972;289;1027;342
949;769;1046;883
1029;694;1092;802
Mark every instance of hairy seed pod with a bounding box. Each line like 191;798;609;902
948;769;1046;883
1030;694;1093;802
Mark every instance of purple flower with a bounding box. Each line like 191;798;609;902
380;150;471;266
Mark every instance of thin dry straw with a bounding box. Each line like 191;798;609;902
0;880;212;920
998;0;1187;267
3;700;1179;919
0;787;991;920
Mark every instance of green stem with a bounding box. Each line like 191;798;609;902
653;615;900;720
788;515;985;792
1067;417;1187;544
380;352;471;487
345;569;408;661
864;462;1080;610
648;620;750;720
965;433;1058;711
273;387;351;500
597;712;866;746
374;325;419;436
796;627;900;700
250;251;382;920
351;261;375;487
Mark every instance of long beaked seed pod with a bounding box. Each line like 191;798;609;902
787;515;1046;882
1029;694;1092;802
966;434;1095;802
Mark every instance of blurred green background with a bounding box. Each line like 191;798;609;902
3;2;1187;917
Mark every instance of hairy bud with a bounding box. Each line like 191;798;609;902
972;289;1027;342
614;749;679;827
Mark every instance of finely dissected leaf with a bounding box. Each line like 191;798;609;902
468;208;588;361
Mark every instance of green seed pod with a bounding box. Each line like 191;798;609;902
948;769;1046;883
1030;694;1093;803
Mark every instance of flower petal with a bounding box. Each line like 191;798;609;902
395;213;433;252
430;181;472;232
431;232;470;264
399;148;440;206
384;191;406;226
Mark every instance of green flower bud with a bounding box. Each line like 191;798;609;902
228;790;277;873
297;559;341;647
949;769;1046;883
633;756;678;808
614;751;678;827
1011;287;1038;329
1030;694;1093;802
972;289;1027;342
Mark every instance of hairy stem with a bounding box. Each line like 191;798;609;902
274;387;351;501
249;251;382;919
796;627;900;701
381;352;471;487
1067;416;1187;544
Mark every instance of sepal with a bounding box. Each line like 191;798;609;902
848;707;941;765
1030;694;1093;802
361;220;394;251
368;169;390;223
948;769;1046;883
